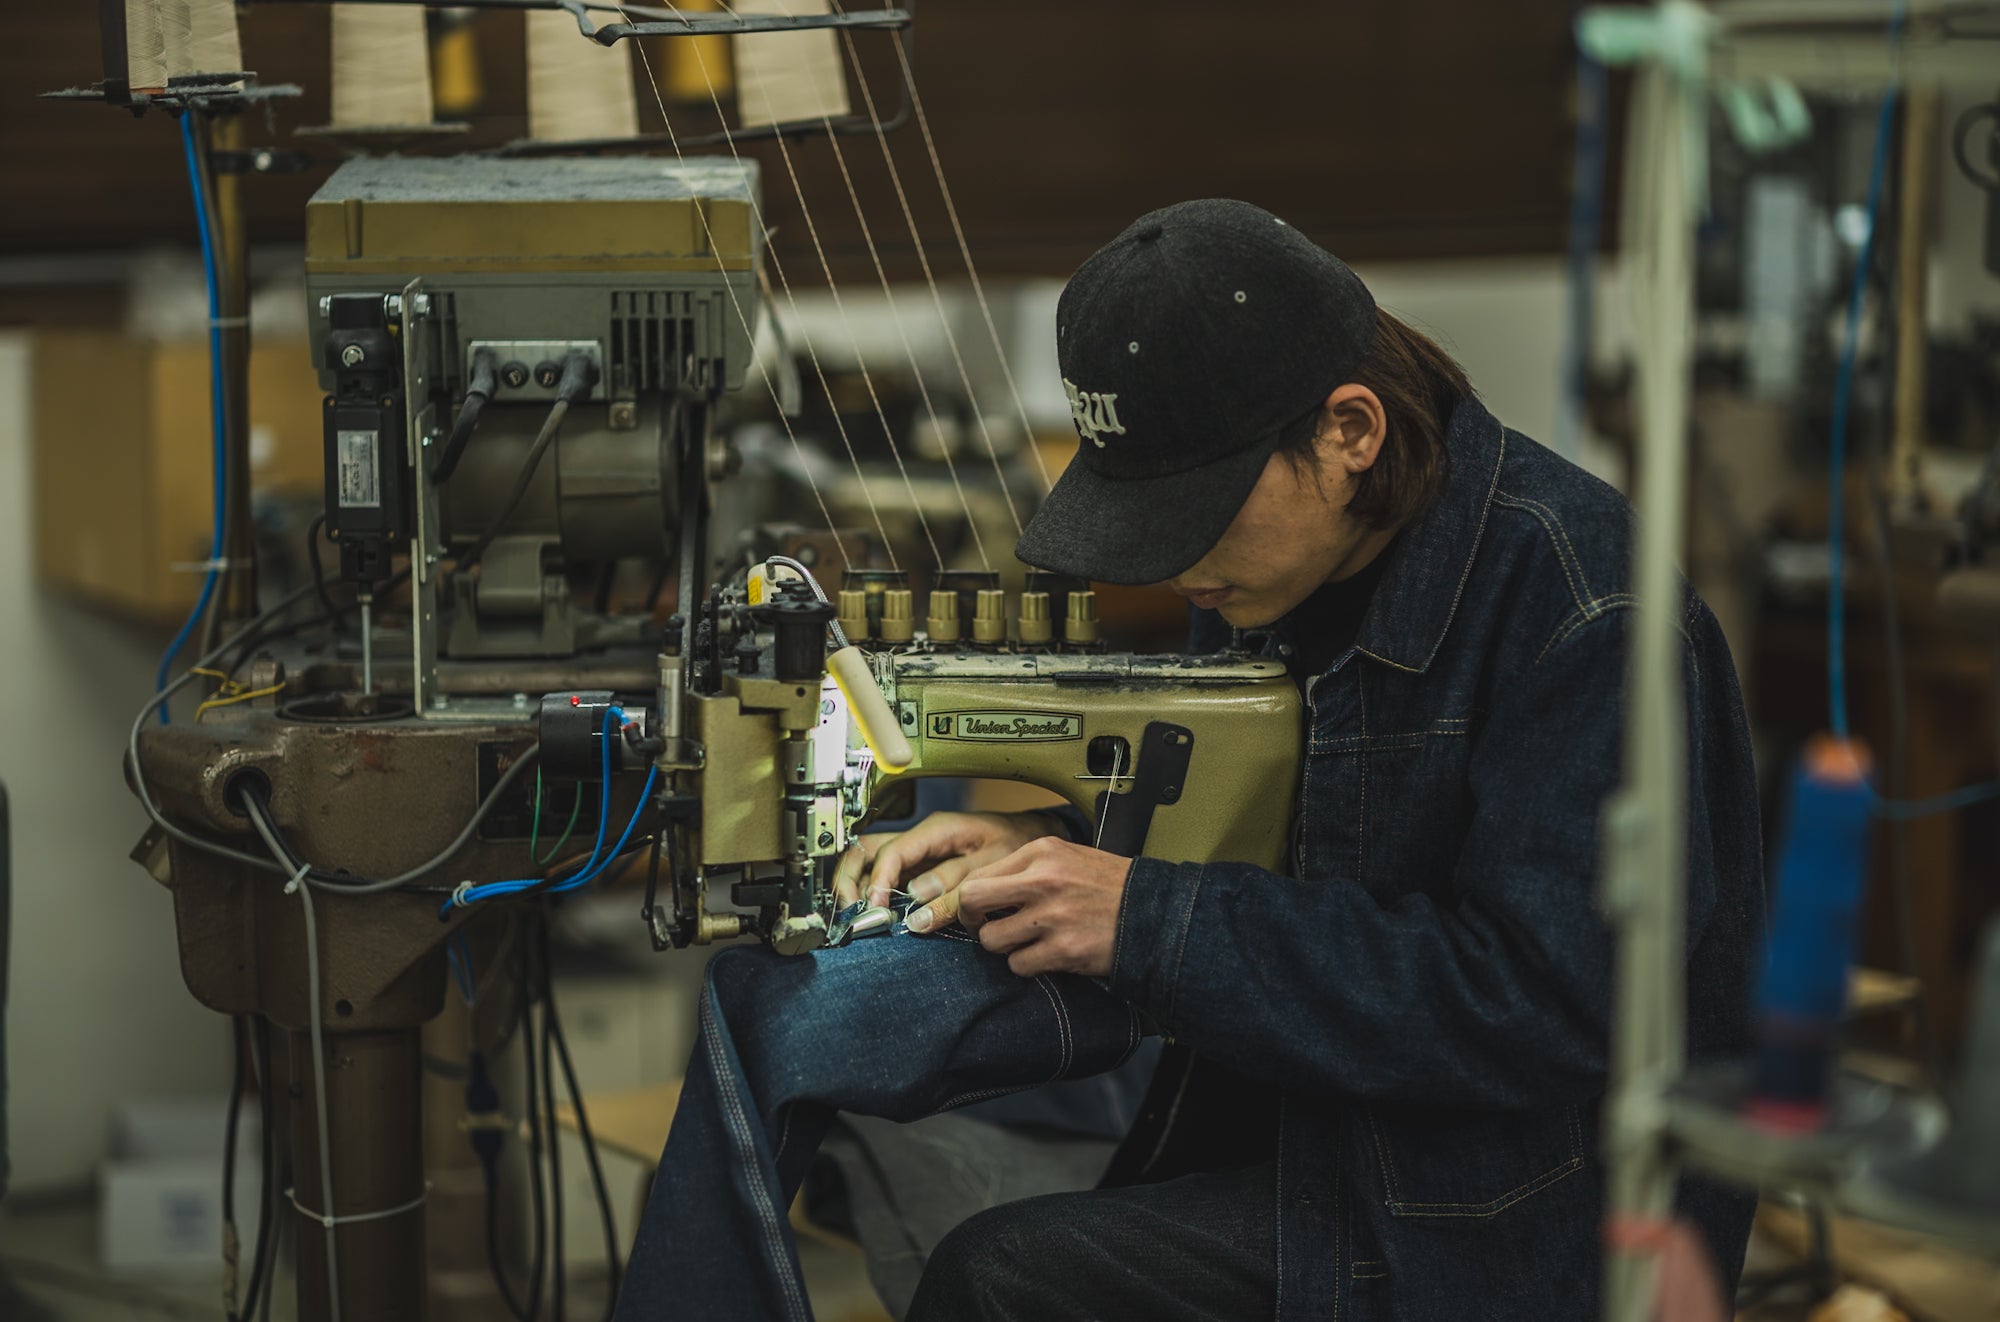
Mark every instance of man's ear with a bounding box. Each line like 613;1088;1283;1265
1316;384;1387;477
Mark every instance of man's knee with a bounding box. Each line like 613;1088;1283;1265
906;1200;1085;1321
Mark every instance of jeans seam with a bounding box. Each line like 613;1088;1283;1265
1162;864;1204;1026
1492;489;1592;610
1356;677;1368;884
1385;1156;1585;1218
1033;974;1075;1077
700;986;810;1322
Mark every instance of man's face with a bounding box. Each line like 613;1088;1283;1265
1160;388;1392;628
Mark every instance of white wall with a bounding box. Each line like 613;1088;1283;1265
0;332;229;1194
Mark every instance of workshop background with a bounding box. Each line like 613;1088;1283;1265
1;2;1999;1320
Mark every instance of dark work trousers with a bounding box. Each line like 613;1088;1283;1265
613;930;1279;1321
904;1161;1276;1321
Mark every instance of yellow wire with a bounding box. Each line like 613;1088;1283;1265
194;681;286;719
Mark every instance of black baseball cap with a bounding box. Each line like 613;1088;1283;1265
1015;199;1377;585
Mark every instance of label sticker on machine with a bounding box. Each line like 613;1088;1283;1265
924;710;1083;742
336;429;382;508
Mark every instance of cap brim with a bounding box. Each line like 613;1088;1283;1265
1015;432;1282;586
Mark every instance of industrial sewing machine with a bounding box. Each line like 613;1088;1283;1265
130;154;1302;1319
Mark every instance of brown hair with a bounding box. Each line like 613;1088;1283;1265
1276;310;1469;530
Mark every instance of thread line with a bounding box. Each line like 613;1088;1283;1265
658;1;907;572
618;11;854;570
832;5;1026;533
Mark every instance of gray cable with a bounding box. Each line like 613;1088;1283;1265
128;585;542;894
766;554;850;648
457;397;571;572
246;797;342;1322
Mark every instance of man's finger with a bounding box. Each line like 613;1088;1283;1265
904;885;962;935
902;855;975;908
953;871;1042;932
832;836;890;907
976;911;1041;955
866;820;965;900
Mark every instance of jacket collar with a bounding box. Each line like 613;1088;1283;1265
1350;395;1505;675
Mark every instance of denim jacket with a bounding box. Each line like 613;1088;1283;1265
1106;396;1765;1320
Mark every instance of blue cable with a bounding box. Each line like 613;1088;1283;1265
157;112;227;723
1826;3;1907;739
548;766;659;895
443;708;653;916
1874;779;2000;821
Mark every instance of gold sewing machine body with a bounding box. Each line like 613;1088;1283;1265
656;593;1302;952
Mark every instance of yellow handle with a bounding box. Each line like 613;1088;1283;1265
827;646;912;772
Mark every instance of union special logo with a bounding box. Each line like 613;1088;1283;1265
923;710;1084;742
1063;378;1127;448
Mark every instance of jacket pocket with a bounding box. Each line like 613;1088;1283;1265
1364;1101;1587;1220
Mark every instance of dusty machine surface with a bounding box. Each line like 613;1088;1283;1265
130;128;1303;1322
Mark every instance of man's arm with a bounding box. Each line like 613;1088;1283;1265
1103;605;1732;1112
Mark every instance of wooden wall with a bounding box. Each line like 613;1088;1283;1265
3;2;1597;277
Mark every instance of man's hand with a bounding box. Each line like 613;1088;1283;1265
907;836;1132;979
830;811;1063;909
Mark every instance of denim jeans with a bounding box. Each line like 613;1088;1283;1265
614;929;1146;1322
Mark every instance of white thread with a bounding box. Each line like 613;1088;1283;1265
526;8;638;142
712;0;945;571
618;13;852;569
449;879;475;909
651;4;907;571
884;22;1055;495
831;8;1027;533
1092;740;1126;851
781;3;992;571
330;3;433;128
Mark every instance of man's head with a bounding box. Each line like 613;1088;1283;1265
1016;200;1469;628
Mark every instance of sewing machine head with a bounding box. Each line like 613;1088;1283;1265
577;564;1303;955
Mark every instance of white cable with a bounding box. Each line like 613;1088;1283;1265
766;553;850;647
284;855;342;1322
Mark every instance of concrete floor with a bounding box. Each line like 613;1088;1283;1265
0;1191;890;1322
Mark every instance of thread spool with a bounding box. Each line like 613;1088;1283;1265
972;589;1008;647
926;590;960;645
1065;591;1100;648
526;8;638;142
158;1;193;80
124;0;168;93
1748;736;1876;1131
187;0;243;81
1018;591;1052;646
879;589;915;644
331;3;434;128
837;589;871;645
732;0;851;130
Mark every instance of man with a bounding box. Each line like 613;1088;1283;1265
616;199;1763;1321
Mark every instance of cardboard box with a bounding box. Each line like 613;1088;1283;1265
31;333;326;623
99;1095;264;1275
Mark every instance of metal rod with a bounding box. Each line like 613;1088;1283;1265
361;592;375;695
1891;85;1938;508
1600;60;1694;1322
211;111;260;624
